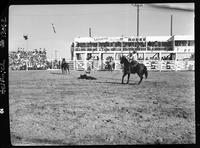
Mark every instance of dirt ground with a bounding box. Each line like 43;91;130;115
9;69;195;145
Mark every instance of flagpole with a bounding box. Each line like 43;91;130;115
51;23;56;69
23;34;29;70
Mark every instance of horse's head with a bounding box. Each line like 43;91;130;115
120;56;126;64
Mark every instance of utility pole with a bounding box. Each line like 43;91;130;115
170;15;173;36
133;4;143;52
89;27;91;37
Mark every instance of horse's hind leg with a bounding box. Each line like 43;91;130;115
138;77;143;85
137;73;143;85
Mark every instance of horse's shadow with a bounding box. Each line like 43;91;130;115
96;81;120;85
127;82;138;85
96;81;139;85
50;72;64;75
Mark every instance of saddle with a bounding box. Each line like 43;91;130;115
126;60;138;73
130;60;139;67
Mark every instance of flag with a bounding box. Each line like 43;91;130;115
52;23;56;33
23;35;28;40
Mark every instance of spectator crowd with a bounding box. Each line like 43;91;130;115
9;48;48;70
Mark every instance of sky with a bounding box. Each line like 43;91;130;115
9;3;194;60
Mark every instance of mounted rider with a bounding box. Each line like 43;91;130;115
127;50;138;73
129;50;138;65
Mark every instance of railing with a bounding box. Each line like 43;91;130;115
73;59;194;71
139;60;194;71
75;60;84;71
11;59;194;71
114;60;194;71
74;46;174;52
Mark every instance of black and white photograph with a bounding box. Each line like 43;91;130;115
7;2;195;146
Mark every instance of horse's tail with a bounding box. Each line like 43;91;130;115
144;66;148;79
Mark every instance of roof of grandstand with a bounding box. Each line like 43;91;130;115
74;35;194;43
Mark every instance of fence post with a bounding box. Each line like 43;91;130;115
26;60;28;71
160;60;162;72
159;51;161;72
73;59;76;71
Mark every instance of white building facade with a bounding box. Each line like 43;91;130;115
70;35;194;71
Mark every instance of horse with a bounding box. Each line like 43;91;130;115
120;56;148;85
61;58;70;74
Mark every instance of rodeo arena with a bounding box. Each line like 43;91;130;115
9;33;195;145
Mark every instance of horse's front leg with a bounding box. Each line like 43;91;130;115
122;73;127;84
127;73;130;84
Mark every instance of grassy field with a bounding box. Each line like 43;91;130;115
9;70;195;145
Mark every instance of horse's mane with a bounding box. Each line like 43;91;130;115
121;56;129;63
121;56;139;66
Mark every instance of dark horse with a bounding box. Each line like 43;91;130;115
120;56;148;85
61;58;69;74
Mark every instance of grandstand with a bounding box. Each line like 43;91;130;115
71;35;194;71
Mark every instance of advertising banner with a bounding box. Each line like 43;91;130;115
143;60;160;71
187;61;195;70
176;61;187;70
161;60;176;71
